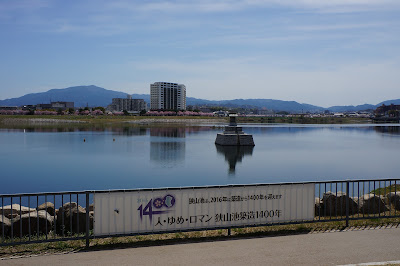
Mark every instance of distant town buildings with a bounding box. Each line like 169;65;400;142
150;82;186;111
375;104;400;117
0;106;18;110
36;101;74;110
213;110;229;117
107;95;147;113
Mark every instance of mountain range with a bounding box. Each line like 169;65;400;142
1;85;399;113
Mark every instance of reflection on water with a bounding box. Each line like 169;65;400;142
374;126;400;135
115;127;147;136
150;127;186;167
216;145;254;175
150;142;185;168
0;126;148;136
0;125;214;136
150;127;186;138
245;125;400;137
2;124;400;194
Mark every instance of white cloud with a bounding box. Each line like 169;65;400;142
125;57;400;107
3;56;399;106
291;22;388;32
1;0;400;106
250;0;400;11
104;0;400;14
0;0;50;11
2;0;399;36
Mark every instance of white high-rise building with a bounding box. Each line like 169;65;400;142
150;82;186;110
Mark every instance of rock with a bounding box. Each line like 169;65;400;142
89;211;94;230
57;202;91;234
12;210;54;237
315;197;322;216
386;192;400;211
358;194;389;214
37;202;55;216
0;215;11;237
1;204;36;219
321;191;358;216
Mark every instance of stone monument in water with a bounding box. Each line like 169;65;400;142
215;113;255;146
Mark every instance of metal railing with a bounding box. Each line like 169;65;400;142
1;191;90;247
314;179;399;226
1;178;399;247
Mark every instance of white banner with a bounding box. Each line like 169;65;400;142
94;184;315;236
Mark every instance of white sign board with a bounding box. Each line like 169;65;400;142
94;184;315;236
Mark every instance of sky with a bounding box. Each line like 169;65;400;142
1;0;400;107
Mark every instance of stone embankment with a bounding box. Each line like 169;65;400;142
0;202;93;238
315;192;399;216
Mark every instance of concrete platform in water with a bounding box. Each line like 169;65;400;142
215;114;255;146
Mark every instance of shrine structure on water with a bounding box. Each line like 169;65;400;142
215;113;255;146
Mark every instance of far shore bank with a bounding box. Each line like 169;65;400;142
0;115;226;126
0;115;392;128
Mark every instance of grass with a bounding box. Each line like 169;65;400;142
370;185;400;196
1;217;400;259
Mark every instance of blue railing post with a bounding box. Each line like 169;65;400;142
86;192;90;248
346;180;350;227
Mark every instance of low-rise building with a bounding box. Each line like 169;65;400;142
0;106;18;110
108;95;147;113
213;110;229;117
36;102;74;110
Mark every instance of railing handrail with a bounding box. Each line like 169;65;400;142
1;178;399;198
1;178;399;248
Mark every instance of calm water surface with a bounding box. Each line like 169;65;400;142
1;124;400;194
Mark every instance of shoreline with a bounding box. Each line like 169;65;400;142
126;118;226;124
0;117;88;125
0;115;227;126
0;115;396;127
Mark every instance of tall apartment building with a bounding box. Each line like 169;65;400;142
108;95;147;112
150;82;186;111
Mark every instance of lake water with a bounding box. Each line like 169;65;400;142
1;124;400;194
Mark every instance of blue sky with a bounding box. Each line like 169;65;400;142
1;0;400;107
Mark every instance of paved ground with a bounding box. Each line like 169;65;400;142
2;227;400;266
